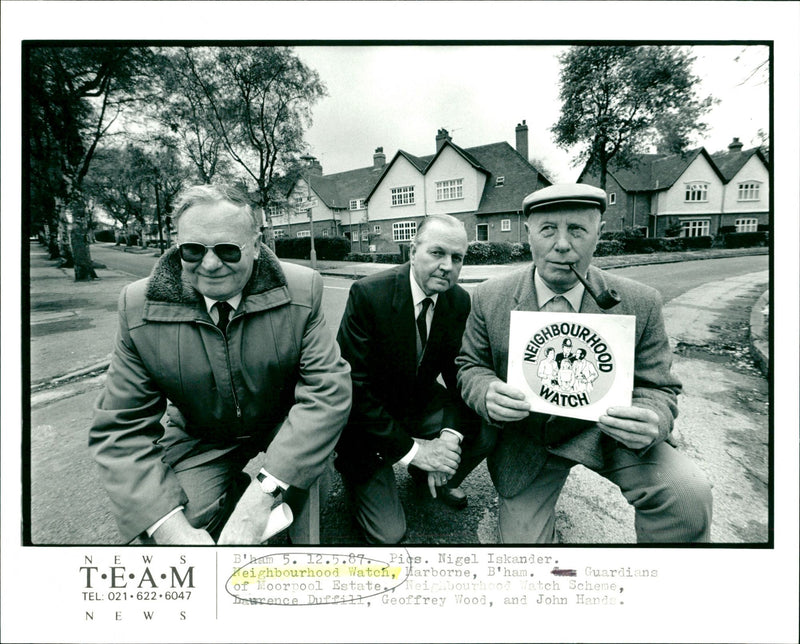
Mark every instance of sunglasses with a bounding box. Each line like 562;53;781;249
178;241;250;264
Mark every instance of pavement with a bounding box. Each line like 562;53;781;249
27;241;770;544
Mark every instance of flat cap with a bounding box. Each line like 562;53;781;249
523;183;607;216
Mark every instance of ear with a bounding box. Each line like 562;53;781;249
598;220;606;235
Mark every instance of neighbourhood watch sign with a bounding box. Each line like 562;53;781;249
507;311;635;422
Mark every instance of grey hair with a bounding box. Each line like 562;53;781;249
172;184;262;234
413;213;467;245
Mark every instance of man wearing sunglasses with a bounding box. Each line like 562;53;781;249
90;184;351;545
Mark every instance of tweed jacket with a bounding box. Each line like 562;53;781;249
335;263;473;482
456;264;681;498
89;245;351;541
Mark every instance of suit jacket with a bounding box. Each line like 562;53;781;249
456;264;681;498
89;245;351;541
336;263;472;481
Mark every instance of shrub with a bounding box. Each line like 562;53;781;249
464;241;514;265
718;231;768;248
94;229;116;243
680;235;714;250
594;240;624;256
275;236;351;260
509;241;532;262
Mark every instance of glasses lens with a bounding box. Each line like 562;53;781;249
179;243;206;262
213;244;242;263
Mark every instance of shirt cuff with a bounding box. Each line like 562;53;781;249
398;439;420;467
258;469;289;493
146;506;185;537
439;428;464;443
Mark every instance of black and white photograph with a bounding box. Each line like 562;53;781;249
2;2;798;643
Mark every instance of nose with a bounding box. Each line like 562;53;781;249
200;248;224;271
439;254;453;272
554;230;572;252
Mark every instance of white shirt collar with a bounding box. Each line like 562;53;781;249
409;269;439;309
203;293;243;317
533;267;585;312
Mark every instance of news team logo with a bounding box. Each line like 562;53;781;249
522;326;614;409
507;311;635;422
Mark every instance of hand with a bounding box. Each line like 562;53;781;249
486;379;531;423
598;406;660;450
427;471;450;498
151;511;215;545
410;437;461;476
217;480;276;545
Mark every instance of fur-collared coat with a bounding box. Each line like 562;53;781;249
89;245;351;541
456;264;681;498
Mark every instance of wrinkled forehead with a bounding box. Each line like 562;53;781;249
178;200;257;237
527;203;602;222
416;220;468;250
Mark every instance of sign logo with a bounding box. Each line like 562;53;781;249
521;321;616;409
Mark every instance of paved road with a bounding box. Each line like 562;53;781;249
28;246;769;545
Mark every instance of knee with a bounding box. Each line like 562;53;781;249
364;516;407;545
634;463;713;541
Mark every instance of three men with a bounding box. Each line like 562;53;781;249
335;214;494;544
457;183;712;543
90;184;351;545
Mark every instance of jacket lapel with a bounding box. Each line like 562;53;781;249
391;264;418;379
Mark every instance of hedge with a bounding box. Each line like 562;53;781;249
94;229;116;242
344;252;402;264
465;241;516;265
717;231;768;248
275;236;351;260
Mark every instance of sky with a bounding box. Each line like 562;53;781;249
294;44;770;182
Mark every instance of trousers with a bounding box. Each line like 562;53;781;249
145;411;328;544
343;405;496;545
497;442;713;543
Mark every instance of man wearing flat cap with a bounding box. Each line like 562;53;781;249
457;183;712;543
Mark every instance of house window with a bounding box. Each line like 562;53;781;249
296;230;311;238
373;225;381;235
609;192;617;205
500;219;511;232
737;182;760;201
681;220;710;237
322;229;329;237
267;205;283;217
392;221;417;242
273;229;286;239
361;231;369;242
436;178;463;201
495;176;505;187
476;223;489;241
391;186;415;206
684;183;708;202
349;198;366;210
735;218;758;232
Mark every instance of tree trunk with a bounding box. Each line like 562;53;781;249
69;204;98;281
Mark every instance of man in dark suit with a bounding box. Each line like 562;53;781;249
457;184;712;543
336;214;494;544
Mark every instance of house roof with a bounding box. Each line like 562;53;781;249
583;148;726;193
710;146;769;182
365;139;550;212
301;164;386;210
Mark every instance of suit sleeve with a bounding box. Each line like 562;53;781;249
262;271;352;487
336;280;416;464
89;285;188;543
456;283;504;425
630;290;682;452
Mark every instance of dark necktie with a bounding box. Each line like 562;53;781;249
416;297;433;356
214;301;232;334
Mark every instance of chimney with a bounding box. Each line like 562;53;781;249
436;128;452;152
373;146;386;169
301;154;323;176
728;137;744;153
515;120;529;161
